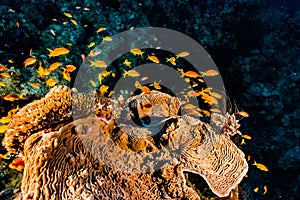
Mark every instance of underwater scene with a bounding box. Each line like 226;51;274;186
0;0;299;199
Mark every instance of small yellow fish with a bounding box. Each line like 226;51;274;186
9;157;25;172
123;59;131;67
38;65;51;76
185;78;190;82
210;108;221;113
0;153;9;159
63;12;72;18
89;50;101;57
4;94;20;101
242;135;252;140
263;185;267;194
96;27;106;33
130;48;144;57
147;55;160;63
66;42;73;46
8;59;14;63
47;47;70;57
202;69;219;76
70;19;78;25
48;62;61;71
46;78;56;87
166;57;176;65
151;81;161;90
0;116;11;124
184;71;199;78
211;91;222;99
24;57;37;67
0;82;5;87
103;36;112;41
123;69;140;77
98;70;110;83
254;187;259;193
30;82;40;89
89;80;96;87
7;106;19;118
100;85;109;94
65;64;76;72
83;7;90;11
241;139;246;145
237;111;249;117
63;71;71;81
62;21;68;25
88;42;95;48
176;51;190;58
90;60;107;68
247;155;251;161
252;161;268;171
1;72;11;78
0;125;8;133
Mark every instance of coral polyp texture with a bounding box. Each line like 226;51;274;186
3;86;248;199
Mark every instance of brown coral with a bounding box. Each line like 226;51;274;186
4;88;248;199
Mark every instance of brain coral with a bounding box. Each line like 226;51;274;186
3;86;248;199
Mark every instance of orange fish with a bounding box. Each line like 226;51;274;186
178;69;199;78
247;155;251;161
0;81;6;86
166;57;176;65
100;85;109;94
70;19;78;25
242;135;252;140
8;59;14;63
103;36;112;41
202;69;219;76
130;48;144;57
0;65;5;71
1;72;11;78
210;108;221;113
9;157;25;172
46;78;56;87
152;81;161;90
141;86;151;94
237;111;249;117
147;55;160;63
63;71;71;81
98;70;110;83
123;59;131;67
24;57;37;67
38;65;51;76
63;12;72;18
252;161;268;171
263;185;267;194
123;69;140;77
3;94;20;101
30;82;40;89
48;62;61;71
90;60;107;68
0;153;9;159
47;47;70;57
202;110;211;117
88;42;95;48
65;64;76;72
176;51;189;58
96;27;106;33
0;125;8;133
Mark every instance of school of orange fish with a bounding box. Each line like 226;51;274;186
0;9;269;195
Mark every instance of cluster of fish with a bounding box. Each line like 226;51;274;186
0;106;25;172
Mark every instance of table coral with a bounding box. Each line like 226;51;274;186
3;86;248;199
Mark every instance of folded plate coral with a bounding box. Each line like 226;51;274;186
3;86;248;199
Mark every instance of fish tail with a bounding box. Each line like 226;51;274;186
253;160;257;165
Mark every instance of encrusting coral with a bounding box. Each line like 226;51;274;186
3;86;248;199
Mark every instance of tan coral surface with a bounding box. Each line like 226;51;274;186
3;86;248;199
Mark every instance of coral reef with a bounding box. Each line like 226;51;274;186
3;87;248;199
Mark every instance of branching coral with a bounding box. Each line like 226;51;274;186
3;87;248;199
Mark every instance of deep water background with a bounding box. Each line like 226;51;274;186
0;0;299;199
